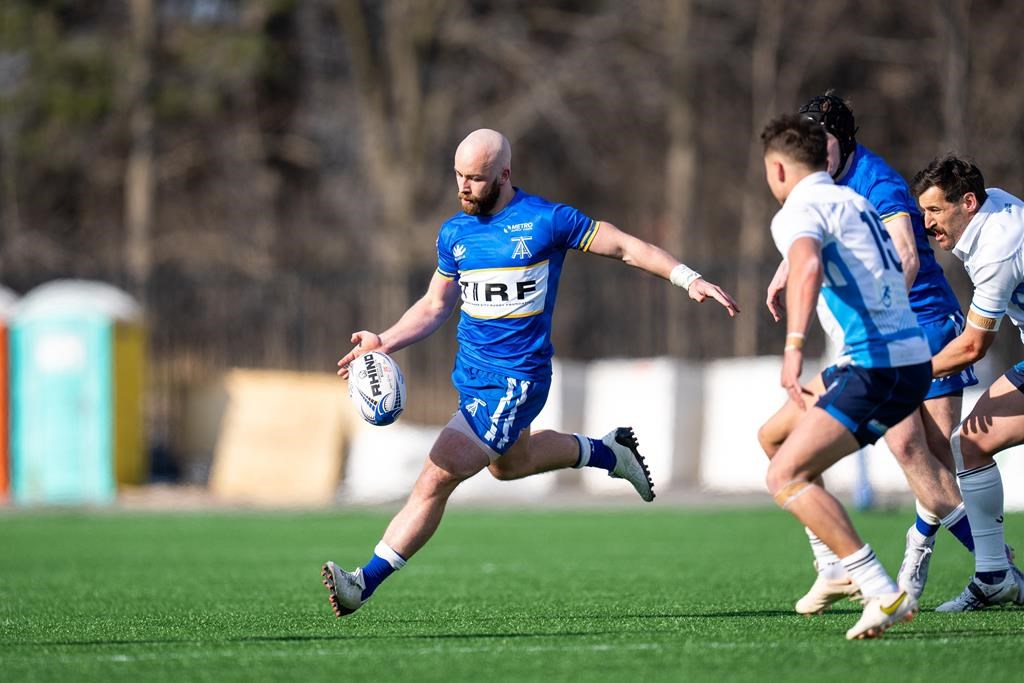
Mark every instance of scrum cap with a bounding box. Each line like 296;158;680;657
799;93;858;178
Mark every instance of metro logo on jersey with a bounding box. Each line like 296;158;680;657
458;260;549;319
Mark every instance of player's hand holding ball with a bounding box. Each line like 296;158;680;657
339;332;407;426
337;331;383;379
345;349;407;426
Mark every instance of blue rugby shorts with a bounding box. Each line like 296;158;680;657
451;358;551;456
817;361;932;447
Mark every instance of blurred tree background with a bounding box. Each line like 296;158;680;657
2;0;1023;456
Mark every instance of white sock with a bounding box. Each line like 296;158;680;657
805;528;842;572
940;502;968;529
374;540;407;570
840;544;897;597
916;499;942;527
958;463;1009;572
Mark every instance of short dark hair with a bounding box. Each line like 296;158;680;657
910;155;988;205
760;114;828;170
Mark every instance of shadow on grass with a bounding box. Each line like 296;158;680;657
10;609;1022;648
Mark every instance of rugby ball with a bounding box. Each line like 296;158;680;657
348;351;406;426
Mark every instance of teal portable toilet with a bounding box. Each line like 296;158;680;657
10;281;146;505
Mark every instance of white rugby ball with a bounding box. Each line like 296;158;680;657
348;351;407;426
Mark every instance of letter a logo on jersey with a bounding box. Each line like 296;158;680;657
465;398;486;416
511;236;533;260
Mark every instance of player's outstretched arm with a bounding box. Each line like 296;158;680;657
338;272;460;378
586;220;740;316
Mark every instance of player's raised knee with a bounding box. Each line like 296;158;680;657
757;422;782;458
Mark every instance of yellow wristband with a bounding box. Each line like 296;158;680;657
785;332;805;350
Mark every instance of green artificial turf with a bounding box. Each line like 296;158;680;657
1;507;1022;682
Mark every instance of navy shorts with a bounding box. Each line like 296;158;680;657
922;311;978;399
817;361;933;447
1005;360;1024;392
451;358;551;455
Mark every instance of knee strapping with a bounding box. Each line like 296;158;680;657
773;478;813;509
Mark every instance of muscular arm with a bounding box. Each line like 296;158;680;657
586;220;682;278
783;237;823;343
931;323;997;377
780;237;823;406
883;213;919;291
587;221;739;315
338;272;460;376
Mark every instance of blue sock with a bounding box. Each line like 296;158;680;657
976;569;1007;585
574;436;616;472
915;515;941;538
360;554;396;600
947;516;975;553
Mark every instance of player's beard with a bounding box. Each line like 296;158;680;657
459;178;501;216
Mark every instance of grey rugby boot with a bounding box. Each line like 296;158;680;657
935;573;1019;612
321;562;367;617
603;427;655;502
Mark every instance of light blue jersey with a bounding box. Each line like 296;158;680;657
840;145;961;325
436;188;600;379
771;172;931;368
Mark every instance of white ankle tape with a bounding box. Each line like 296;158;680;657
573;433;591;469
374;541;407;570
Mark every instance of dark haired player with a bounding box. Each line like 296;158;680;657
911;155;1024;611
760;93;979;611
761;114;929;638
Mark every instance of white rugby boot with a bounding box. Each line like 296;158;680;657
845;591;918;640
896;527;935;600
603;427;655;502
321;562;367;617
795;561;862;615
936;573;1020;612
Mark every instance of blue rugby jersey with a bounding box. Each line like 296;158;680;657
840;145;961;325
436;189;600;379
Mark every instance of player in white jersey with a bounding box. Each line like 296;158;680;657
761;94;980;610
760;115;930;639
910;155;1024;611
323;129;739;618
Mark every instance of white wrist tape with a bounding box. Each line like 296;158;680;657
669;264;702;290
